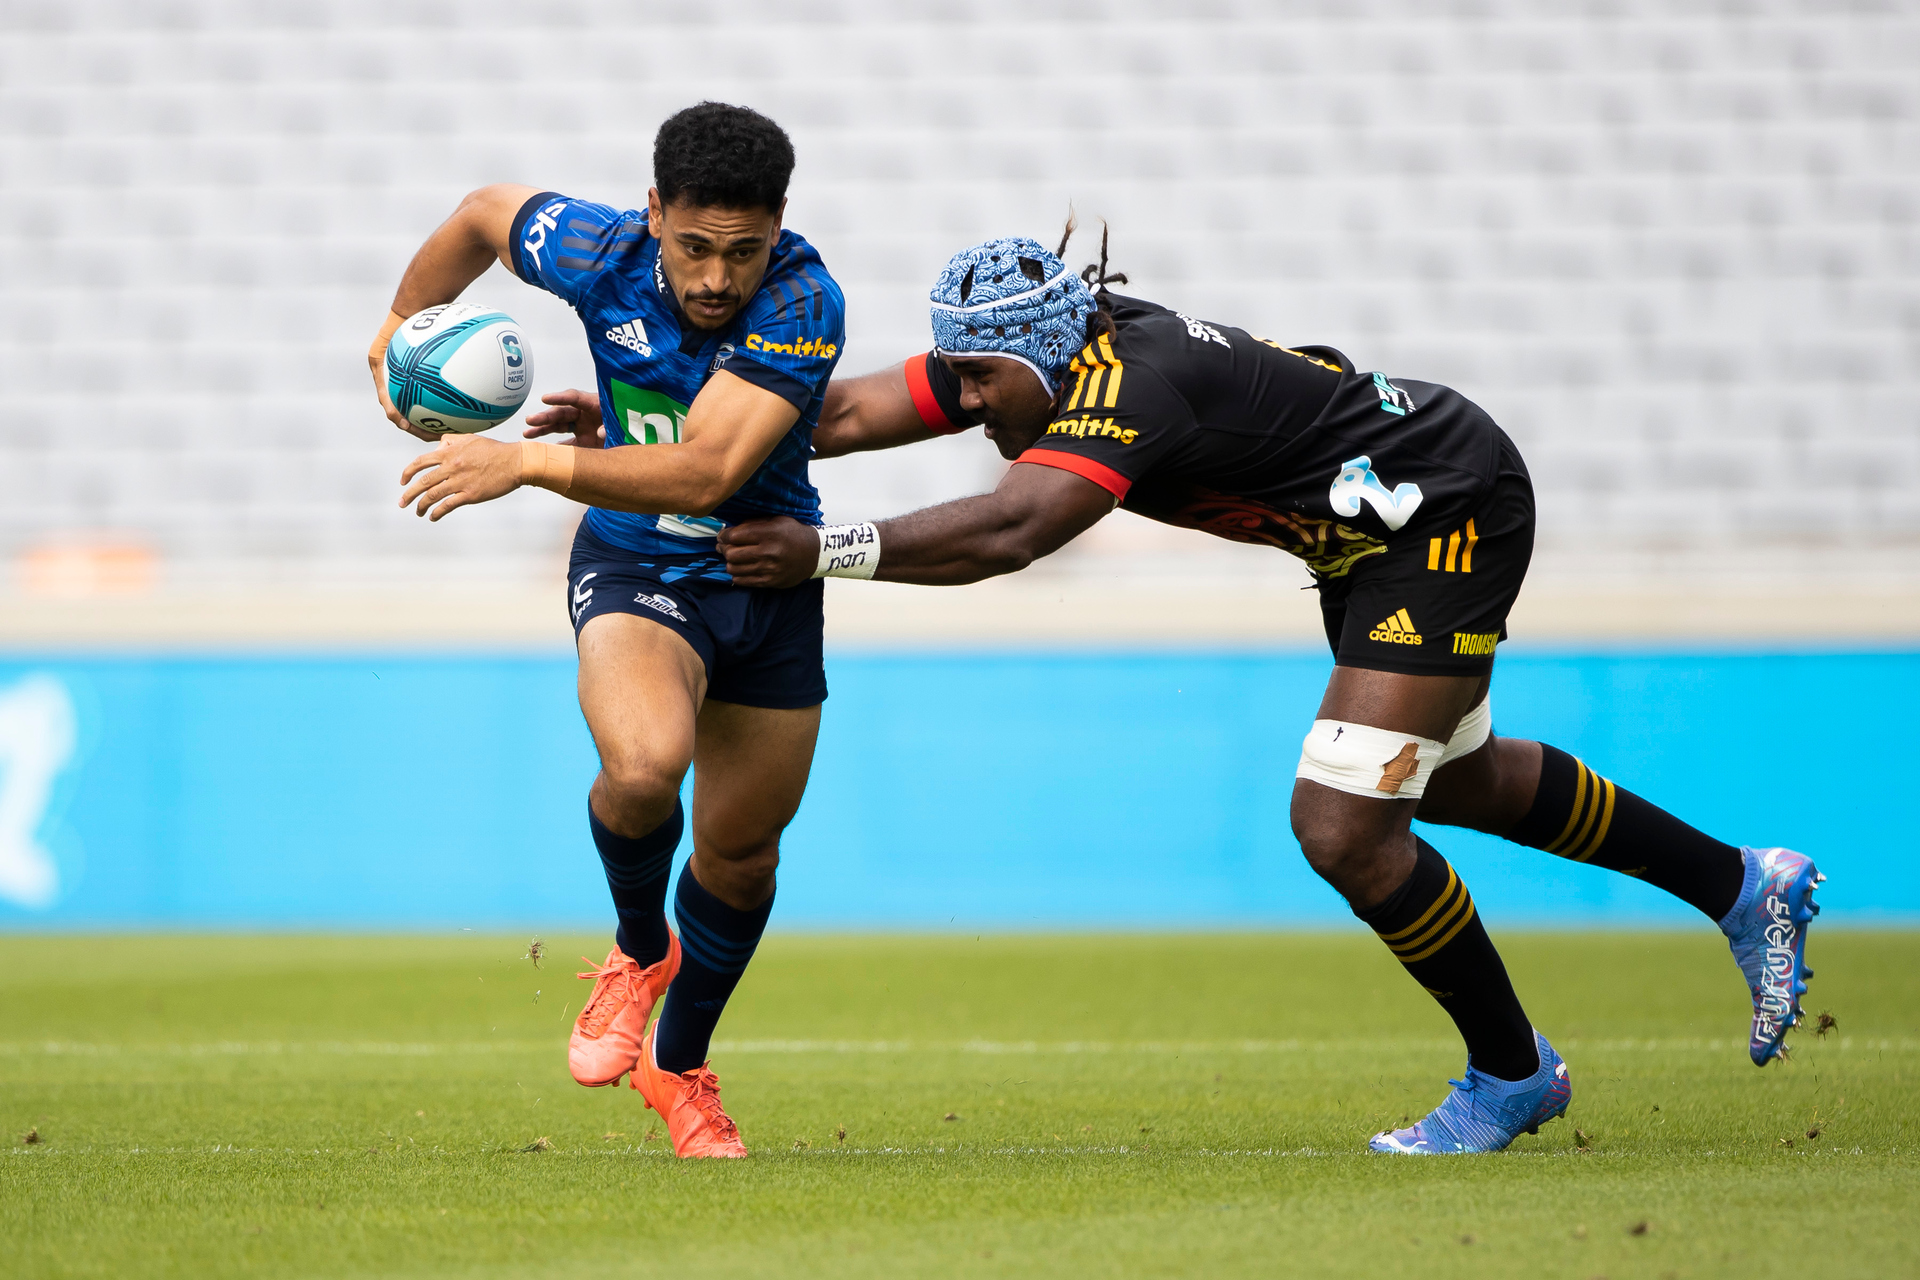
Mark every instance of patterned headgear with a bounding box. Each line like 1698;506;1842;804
928;238;1097;394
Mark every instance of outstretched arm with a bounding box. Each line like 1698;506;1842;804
720;462;1115;587
812;359;971;458
369;183;540;440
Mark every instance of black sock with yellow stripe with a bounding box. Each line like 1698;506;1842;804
1508;744;1744;921
1356;838;1539;1082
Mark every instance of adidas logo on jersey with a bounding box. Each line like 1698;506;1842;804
605;319;653;357
1369;609;1424;645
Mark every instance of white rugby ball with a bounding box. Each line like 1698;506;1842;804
385;303;533;433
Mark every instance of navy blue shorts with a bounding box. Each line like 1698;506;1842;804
566;525;827;710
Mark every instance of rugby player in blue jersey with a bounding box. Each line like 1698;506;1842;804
714;227;1823;1156
367;103;846;1158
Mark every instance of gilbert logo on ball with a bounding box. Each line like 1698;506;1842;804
385;303;534;433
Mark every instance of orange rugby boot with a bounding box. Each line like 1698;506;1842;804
629;1023;748;1158
568;936;680;1087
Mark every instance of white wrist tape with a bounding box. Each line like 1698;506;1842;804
813;522;880;580
1297;719;1446;799
1438;697;1492;768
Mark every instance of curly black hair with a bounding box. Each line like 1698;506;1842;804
653;102;795;213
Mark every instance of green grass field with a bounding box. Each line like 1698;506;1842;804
3;931;1916;1278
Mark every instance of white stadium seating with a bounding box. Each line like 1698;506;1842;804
1;0;1915;596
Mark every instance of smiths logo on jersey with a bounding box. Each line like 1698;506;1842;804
745;332;837;360
1047;415;1137;444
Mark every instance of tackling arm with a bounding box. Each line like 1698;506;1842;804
810;361;952;458
720;461;1116;587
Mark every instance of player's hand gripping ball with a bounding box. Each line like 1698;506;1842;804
383;303;534;435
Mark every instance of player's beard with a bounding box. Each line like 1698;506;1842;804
681;290;741;330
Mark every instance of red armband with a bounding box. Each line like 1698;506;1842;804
904;352;967;434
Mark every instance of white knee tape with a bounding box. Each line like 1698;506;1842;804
1439;698;1493;768
1296;720;1446;800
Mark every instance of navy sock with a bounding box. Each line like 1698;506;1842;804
589;798;681;968
653;866;773;1075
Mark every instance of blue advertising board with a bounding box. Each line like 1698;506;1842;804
0;650;1911;929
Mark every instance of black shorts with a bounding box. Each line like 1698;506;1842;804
1316;430;1534;677
566;524;827;710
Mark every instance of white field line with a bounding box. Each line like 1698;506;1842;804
0;1143;1396;1160
7;1143;1891;1161
2;1036;1914;1058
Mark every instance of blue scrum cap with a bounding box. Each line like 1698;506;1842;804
927;238;1096;394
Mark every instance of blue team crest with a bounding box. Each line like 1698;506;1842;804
1329;456;1424;531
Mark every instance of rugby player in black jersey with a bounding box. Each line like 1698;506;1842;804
703;228;1824;1155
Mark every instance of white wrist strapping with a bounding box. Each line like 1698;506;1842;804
813;522;880;580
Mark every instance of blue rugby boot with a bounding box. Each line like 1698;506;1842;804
1719;845;1823;1065
1369;1031;1570;1155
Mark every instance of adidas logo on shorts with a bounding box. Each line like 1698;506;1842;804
1369;609;1424;645
605;318;653;357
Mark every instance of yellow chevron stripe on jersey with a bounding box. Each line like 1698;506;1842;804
1462;518;1478;572
1256;339;1343;372
1064;343;1100;412
1096;334;1124;406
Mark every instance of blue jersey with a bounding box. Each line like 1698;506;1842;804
511;191;846;573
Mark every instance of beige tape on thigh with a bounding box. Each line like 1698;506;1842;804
520;441;577;495
1296;720;1447;800
1438;697;1493;768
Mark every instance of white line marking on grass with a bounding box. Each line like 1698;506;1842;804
4;1036;1915;1057
5;1041;556;1057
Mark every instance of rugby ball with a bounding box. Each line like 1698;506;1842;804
385;303;533;433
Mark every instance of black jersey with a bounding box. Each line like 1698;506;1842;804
916;295;1510;580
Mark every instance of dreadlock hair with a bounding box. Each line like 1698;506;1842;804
1057;210;1127;341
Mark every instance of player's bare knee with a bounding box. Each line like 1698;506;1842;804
594;758;685;835
693;839;780;908
704;836;780;877
1291;804;1391;884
